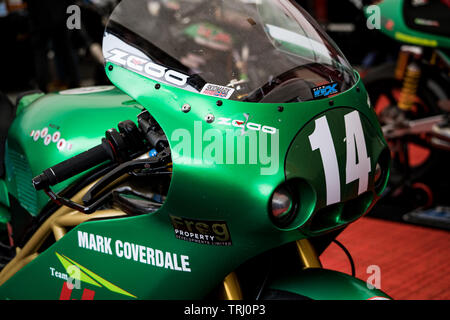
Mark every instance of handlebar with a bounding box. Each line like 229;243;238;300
32;139;115;191
32;110;167;192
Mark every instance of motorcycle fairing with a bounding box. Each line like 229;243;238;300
103;0;357;103
266;268;392;300
0;65;390;299
2;87;144;218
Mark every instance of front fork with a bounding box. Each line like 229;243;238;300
219;239;321;300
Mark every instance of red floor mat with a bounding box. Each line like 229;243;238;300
320;217;450;300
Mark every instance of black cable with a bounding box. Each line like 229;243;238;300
255;265;271;301
255;251;274;301
332;239;356;277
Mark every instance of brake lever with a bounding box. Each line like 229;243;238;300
44;187;113;214
82;147;171;206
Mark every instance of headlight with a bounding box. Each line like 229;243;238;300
270;185;297;228
374;162;382;187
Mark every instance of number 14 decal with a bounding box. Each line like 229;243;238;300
309;111;371;206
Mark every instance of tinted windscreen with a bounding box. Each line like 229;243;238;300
103;0;356;103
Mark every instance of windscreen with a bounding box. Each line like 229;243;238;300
103;0;357;103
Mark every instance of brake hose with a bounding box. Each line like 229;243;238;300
332;239;356;277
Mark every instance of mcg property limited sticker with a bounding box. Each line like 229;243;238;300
169;215;232;246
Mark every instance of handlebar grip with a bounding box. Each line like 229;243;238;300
32;139;115;191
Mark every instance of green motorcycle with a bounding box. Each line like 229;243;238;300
363;0;450;210
0;0;391;300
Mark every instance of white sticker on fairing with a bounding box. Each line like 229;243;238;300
59;86;114;95
200;83;235;99
368;296;390;300
30;128;72;152
217;117;278;135
77;231;191;273
106;48;189;88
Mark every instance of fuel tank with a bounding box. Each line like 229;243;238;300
4;86;144;217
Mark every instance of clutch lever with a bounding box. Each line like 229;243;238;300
42;149;171;215
82;148;171;206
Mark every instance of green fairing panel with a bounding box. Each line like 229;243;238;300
268;268;392;300
15;92;45;116
4;87;144;216
365;0;450;48
0;64;389;299
106;64;387;234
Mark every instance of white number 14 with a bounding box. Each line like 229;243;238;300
309;111;371;205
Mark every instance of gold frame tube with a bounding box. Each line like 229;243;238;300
0;182;126;286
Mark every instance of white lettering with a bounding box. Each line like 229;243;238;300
107;49;188;87
131;243;139;262
123;242;131;260
165;252;174;270
181;255;191;272
78;231;88;249
147;247;155;265
115;240;123;257
127;55;145;72
89;233;97;251
77;232;191;272
104;237;112;255
144;62;166;78
173;253;182;271
108;48;128;65
96;235;104;253
139;245;146;264
155;250;164;267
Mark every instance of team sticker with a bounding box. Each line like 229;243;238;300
170;215;232;246
30;127;73;152
311;82;339;99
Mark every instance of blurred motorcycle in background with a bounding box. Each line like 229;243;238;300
362;0;450;229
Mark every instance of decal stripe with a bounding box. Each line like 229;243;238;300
81;288;96;300
59;282;73;300
55;252;101;288
55;252;137;299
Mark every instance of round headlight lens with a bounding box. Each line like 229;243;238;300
272;188;293;219
374;162;383;187
270;185;299;228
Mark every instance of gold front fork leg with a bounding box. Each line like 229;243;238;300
219;239;320;300
219;271;243;300
296;239;322;269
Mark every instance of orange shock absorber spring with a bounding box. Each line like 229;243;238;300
398;63;421;111
395;50;410;80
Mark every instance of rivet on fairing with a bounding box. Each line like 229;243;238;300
205;114;215;123
182;104;191;113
